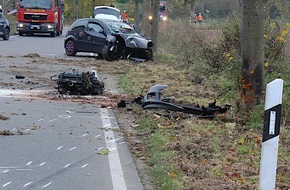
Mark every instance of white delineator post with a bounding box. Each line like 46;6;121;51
259;79;283;190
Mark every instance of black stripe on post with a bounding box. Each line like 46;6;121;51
262;104;282;142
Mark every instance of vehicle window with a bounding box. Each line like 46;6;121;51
19;0;52;9
104;21;136;35
94;7;120;18
71;25;85;33
87;23;103;33
70;19;87;32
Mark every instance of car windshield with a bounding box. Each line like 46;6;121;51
19;0;52;9
104;20;137;35
94;7;120;18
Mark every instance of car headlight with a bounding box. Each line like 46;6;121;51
47;24;54;29
18;23;24;28
162;16;167;21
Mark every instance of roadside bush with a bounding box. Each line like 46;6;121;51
157;17;290;123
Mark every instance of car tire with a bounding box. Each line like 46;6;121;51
19;32;23;36
65;40;77;56
102;45;114;61
50;31;56;37
145;50;153;61
3;28;10;40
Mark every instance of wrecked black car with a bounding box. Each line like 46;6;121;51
0;12;10;40
64;18;153;61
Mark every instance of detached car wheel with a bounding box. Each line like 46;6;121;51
3;28;10;40
65;40;77;56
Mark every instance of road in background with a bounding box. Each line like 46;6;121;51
0;33;143;190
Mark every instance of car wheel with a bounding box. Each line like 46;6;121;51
19;32;23;36
50;31;56;37
145;50;153;61
65;40;77;56
3;28;10;40
102;45;115;61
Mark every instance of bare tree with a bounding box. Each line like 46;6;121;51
240;0;266;109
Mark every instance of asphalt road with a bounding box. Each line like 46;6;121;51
0;33;143;190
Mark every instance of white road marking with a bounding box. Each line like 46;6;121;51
118;142;126;145
58;115;71;119
0;166;17;169
12;128;16;131
109;148;117;151
69;147;76;151
64;164;71;168
57;146;64;150
42;182;52;188
0;169;9;173
81;164;88;168
79;116;115;119
26;161;33;166
23;182;32;187
16;169;33;171
39;162;46;166
3;182;11;187
38;118;44;121
48;119;57;122
97;147;103;151
25;129;30;132
100;108;127;190
82;133;88;137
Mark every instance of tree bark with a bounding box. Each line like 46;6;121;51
141;0;151;37
151;0;159;52
240;0;266;108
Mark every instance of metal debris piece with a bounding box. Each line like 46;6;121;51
57;69;104;95
141;84;231;118
15;75;25;79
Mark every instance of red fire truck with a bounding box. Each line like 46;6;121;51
17;0;64;37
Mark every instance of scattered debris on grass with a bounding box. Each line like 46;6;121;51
118;84;231;118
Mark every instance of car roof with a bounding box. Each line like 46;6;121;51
94;6;120;13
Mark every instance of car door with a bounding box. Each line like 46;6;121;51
83;22;106;54
0;13;5;36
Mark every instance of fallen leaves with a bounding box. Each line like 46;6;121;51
97;148;110;155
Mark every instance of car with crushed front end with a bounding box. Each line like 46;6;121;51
64;18;153;61
0;12;10;40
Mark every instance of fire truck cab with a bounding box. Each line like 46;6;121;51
17;0;64;37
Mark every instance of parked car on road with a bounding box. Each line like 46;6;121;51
0;12;10;40
64;18;153;61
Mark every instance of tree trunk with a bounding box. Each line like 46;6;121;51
151;0;159;52
134;0;141;30
141;0;151;37
240;0;266;109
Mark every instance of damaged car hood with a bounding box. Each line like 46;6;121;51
117;34;151;49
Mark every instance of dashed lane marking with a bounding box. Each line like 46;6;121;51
3;182;12;187
23;182;32;188
42;182;52;188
